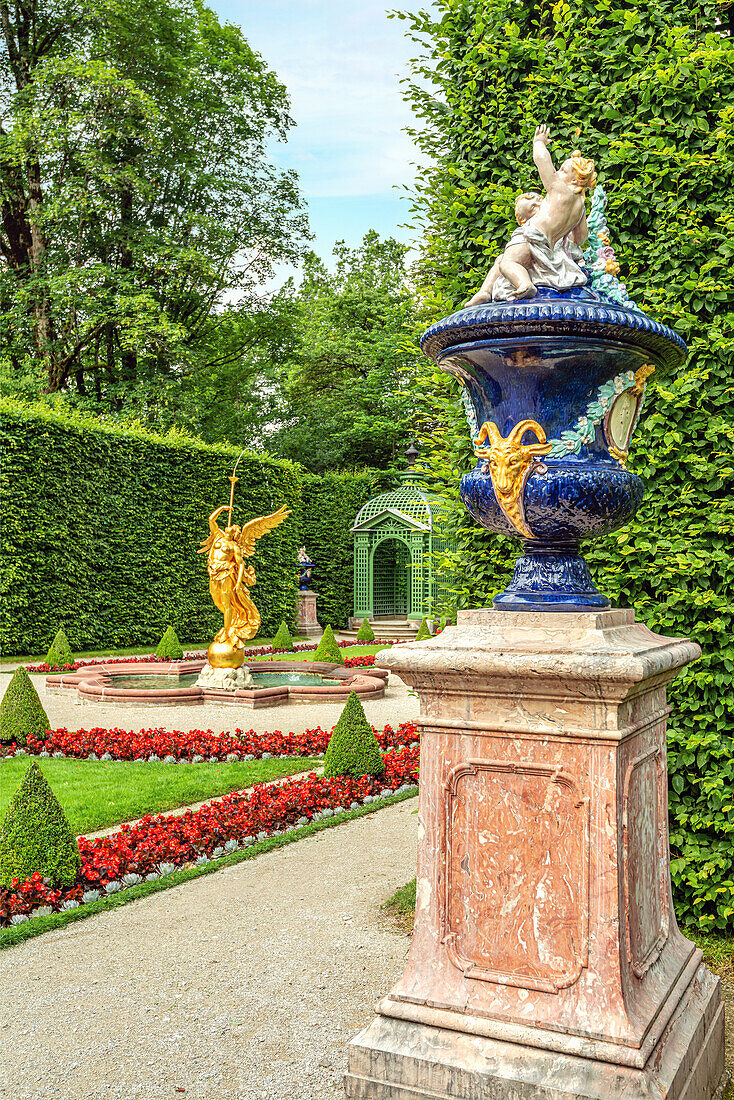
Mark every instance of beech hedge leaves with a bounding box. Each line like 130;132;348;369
397;0;734;930
0;401;377;653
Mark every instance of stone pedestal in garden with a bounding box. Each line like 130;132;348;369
296;589;322;637
344;609;725;1100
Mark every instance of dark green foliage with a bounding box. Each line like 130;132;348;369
313;624;343;665
272;621;293;650
298;470;386;628
267;234;419;472
155;626;183;660
415;617;431;641
45;629;72;667
0;402;379;652
0;762;81;887
0;402;301;653
398;0;734;931
323;692;385;780
0;668;50;745
0;0;307;407
356;618;376;643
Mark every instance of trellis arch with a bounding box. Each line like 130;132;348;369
352;481;451;623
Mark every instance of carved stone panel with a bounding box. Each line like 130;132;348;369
441;760;589;993
623;747;669;978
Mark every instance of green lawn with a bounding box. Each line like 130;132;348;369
0;756;319;835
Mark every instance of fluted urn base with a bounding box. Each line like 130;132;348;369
493;539;610;611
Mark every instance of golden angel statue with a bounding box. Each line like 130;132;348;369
199;497;290;669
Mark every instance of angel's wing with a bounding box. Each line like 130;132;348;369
238;505;290;555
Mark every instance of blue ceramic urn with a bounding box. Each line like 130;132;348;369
421;287;686;611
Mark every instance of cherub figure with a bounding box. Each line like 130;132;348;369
466;125;597;305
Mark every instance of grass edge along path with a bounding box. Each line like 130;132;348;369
383;877;734;981
0;788;418;950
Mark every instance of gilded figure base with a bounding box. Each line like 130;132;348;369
207;639;245;669
195;661;254;691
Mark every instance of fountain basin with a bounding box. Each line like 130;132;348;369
46;660;389;708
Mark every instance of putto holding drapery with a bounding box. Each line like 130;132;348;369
466;125;596;304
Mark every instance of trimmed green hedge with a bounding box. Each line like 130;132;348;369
272;621;293;650
323;692;385;780
0;401;379;653
314;624;343;664
298;470;384;629
356;617;375;643
0;765;80;893
155;626;183;660
0;667;50;744
45;628;73;667
0;761;81;887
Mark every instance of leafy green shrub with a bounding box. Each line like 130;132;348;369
272;621;293;650
155;625;183;659
323;692;385;779
314;624;343;664
298;470;387;628
0;402;383;652
356;618;375;643
415;617;431;641
45;629;73;668
0;761;81;887
399;0;734;933
0;667;50;745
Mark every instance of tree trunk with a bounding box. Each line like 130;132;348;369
118;184;138;385
26;155;59;389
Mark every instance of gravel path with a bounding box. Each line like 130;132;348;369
0;800;418;1100
0;670;418;738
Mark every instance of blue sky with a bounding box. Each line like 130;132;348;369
209;0;423;269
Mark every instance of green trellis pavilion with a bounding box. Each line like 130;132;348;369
351;480;451;625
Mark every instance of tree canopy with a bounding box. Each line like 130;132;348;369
265;231;420;472
0;0;309;405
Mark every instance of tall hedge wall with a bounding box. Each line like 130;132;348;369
298;471;385;628
1;402;311;653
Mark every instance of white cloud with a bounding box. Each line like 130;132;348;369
212;0;427;199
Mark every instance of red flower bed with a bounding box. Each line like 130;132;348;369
13;719;417;762
26;638;394;673
342;655;376;668
0;743;419;924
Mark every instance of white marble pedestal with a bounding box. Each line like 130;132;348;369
345;609;726;1099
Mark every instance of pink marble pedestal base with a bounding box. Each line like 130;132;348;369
296;590;322;637
345;609;726;1099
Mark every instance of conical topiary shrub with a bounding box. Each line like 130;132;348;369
45;629;73;668
0;761;81;888
272;621;293;650
415;617;432;641
155;626;183;659
356;618;375;643
323;692;385;780
314;624;343;664
0;667;50;745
